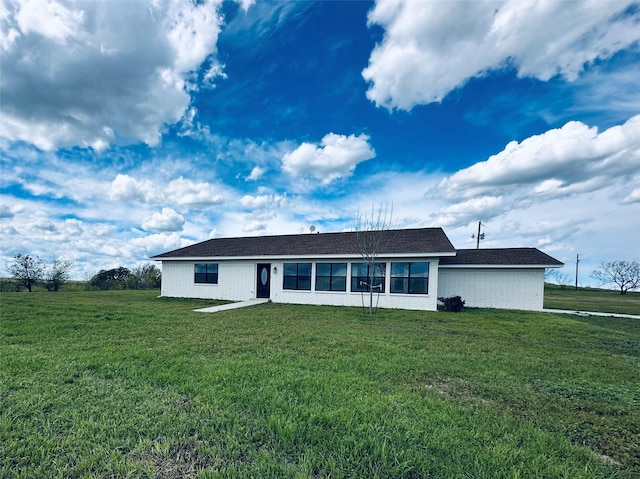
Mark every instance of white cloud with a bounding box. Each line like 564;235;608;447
436;115;640;202
108;174;224;207
109;174;158;203
0;0;236;150
282;133;375;184
247;166;265;181
0;203;20;218
128;232;192;258
243;220;267;233
239;194;285;209
142;207;185;232
623;188;640;204
363;0;640;110
165;177;224;207
13;0;85;42
164;0;225;79
434;196;504;227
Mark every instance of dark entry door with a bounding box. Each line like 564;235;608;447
256;263;271;298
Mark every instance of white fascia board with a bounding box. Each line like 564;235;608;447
155;252;456;262
438;264;561;269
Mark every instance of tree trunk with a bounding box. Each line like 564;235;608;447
369;272;374;314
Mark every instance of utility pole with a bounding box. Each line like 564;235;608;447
472;221;485;249
575;254;580;290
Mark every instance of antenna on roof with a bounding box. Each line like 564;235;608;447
310;225;316;234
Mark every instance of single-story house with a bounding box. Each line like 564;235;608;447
151;227;563;311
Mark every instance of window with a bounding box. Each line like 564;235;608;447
283;263;312;290
351;263;386;292
194;263;218;284
315;263;347;291
390;262;429;294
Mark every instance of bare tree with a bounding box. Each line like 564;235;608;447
8;254;46;292
545;268;570;288
46;260;73;292
592;260;640;295
353;203;396;314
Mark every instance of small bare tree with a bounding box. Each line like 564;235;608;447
353;203;396;314
592;260;640;295
46;260;73;292
545;268;570;288
9;254;46;292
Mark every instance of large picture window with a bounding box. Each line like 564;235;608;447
283;263;312;290
390;262;429;294
194;263;218;284
315;263;347;291
351;263;386;292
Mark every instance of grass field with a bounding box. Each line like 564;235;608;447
1;290;639;478
544;284;640;315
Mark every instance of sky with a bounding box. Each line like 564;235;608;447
1;0;639;286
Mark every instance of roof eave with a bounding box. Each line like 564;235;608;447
153;251;457;261
439;263;564;269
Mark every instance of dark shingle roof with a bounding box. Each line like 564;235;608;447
439;248;564;267
152;228;457;259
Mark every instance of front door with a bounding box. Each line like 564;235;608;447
256;263;271;298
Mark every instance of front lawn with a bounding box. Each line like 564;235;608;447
544;283;640;315
1;290;638;478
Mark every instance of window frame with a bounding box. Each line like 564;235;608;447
315;262;347;292
351;262;386;293
283;262;312;291
390;262;429;294
194;263;219;284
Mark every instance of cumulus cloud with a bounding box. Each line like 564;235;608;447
0;204;18;219
239;194;285;209
623;188;640;204
0;0;236;150
142;207;185;232
247;166;266;181
109;174;224;207
424;115;640;229
128;232;192;257
243;220;267;233
165;177;224;207
437;115;640;201
363;0;640;110
282;133;375;183
109;174;158;203
434;196;504;227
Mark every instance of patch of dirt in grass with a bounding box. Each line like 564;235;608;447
423;377;491;405
136;440;218;479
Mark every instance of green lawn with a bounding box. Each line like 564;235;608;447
544;284;640;315
1;290;638;478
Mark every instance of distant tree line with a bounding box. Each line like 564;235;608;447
87;264;161;290
4;254;161;292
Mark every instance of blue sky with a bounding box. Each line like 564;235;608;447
1;0;639;285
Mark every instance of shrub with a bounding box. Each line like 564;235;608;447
89;267;132;290
0;278;21;292
438;295;466;312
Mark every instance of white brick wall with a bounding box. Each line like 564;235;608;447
437;267;545;311
161;261;256;301
160;258;440;311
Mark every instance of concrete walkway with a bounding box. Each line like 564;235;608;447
194;298;269;313
543;308;640;320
